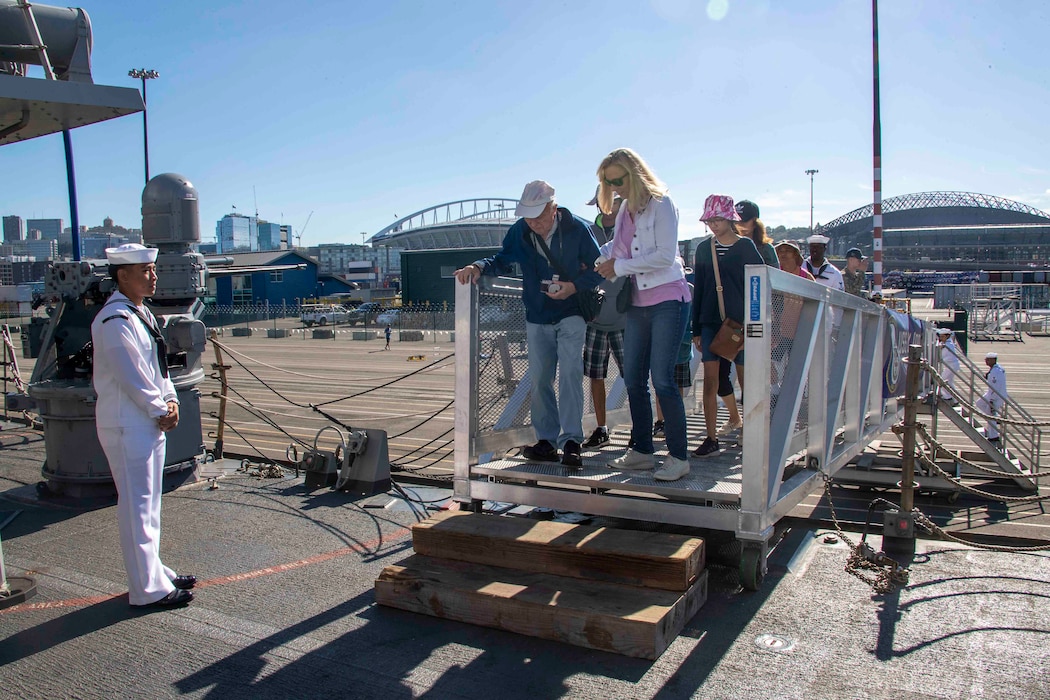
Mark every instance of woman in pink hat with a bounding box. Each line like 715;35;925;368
690;194;764;457
594;148;692;482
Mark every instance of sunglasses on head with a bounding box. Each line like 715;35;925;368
603;174;628;187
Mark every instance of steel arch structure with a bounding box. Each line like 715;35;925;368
818;191;1050;234
370;198;519;246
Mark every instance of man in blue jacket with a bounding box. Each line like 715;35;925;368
455;180;602;468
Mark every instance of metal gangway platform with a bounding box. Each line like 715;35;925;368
453;266;939;588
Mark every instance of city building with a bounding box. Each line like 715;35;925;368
216;213;258;253
1;239;58;260
316;242;404;281
206;250;319;306
400;247;501;306
3;215;23;242
256;221;289;252
0;258;49;285
80;233;135;259
26;218;62;241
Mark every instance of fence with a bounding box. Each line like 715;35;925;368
202;302;455;333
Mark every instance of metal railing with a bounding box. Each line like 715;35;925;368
933;341;1042;476
453;267;933;558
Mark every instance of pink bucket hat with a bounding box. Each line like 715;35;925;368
700;194;741;222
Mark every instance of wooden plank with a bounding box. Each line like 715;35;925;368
375;554;708;660
411;511;704;592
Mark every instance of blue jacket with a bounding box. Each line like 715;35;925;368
692;235;764;331
475;208;602;325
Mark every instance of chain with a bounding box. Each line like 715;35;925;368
910;422;1050;479
237;459;286;479
822;475;909;595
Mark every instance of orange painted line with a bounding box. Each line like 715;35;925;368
0;525;412;615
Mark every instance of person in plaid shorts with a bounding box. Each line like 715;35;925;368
582;192;626;449
582;319;625;447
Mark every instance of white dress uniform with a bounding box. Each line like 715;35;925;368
976;357;1008;441
937;335;961;399
92;277;180;605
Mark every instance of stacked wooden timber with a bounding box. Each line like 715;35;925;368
374;511;708;659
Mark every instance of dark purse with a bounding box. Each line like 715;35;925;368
708;237;745;361
532;231;603;323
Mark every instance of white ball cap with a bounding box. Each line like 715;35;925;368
515;180;555;218
936;328;952;336
105;243;158;265
985;352;998;360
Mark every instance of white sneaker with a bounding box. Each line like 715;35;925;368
717;418;743;436
654;456;691;481
608;449;655;471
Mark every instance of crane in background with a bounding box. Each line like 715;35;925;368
295;210;313;248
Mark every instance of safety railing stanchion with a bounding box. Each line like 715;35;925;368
900;345;923;513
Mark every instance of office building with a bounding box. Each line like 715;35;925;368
257;222;289;252
26;218;62;241
3;215;23;242
216;213;258;253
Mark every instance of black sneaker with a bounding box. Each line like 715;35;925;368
522;440;559;462
653;420;665;438
561;440;583;468
582;426;610;449
692;437;720;457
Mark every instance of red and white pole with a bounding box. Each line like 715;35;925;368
872;0;883;297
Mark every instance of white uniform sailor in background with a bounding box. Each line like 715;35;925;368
935;327;961;402
976;351;1008;444
91;244;196;608
803;234;844;293
804;234;844;328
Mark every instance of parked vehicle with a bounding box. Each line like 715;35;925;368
376;309;401;326
300;304;351;327
353;302;384;325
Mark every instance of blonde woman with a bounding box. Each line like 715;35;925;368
594;148;691;482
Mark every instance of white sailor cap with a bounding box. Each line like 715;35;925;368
105;243;158;265
935;328;952;336
985;352;998;360
807;234;830;245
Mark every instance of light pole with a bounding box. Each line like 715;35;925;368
805;169;819;232
128;68;159;184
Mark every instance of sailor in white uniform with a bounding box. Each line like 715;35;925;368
803;234;844;293
92;244;195;608
804;234;844;328
976;351;1009;443
935;328;961;402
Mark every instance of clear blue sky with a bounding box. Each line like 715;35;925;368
3;0;1049;245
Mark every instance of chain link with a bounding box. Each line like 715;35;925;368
822;475;909;595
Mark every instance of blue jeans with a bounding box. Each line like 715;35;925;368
526;315;586;448
623;300;689;460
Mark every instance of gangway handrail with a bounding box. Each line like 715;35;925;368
453;265;935;586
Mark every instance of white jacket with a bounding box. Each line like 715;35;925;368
91;291;178;428
600;193;686;291
982;363;1008;406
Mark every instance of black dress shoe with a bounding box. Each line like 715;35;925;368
172;575;197;590
132;589;193;608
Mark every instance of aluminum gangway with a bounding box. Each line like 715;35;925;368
927;340;1041;490
453;265;934;588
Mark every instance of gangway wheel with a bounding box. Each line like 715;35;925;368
739;543;767;591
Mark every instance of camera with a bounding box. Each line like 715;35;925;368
541;274;561;295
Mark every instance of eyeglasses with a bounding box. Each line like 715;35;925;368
603;174;628;187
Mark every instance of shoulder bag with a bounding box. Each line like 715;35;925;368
532;231;603;323
707;237;745;362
